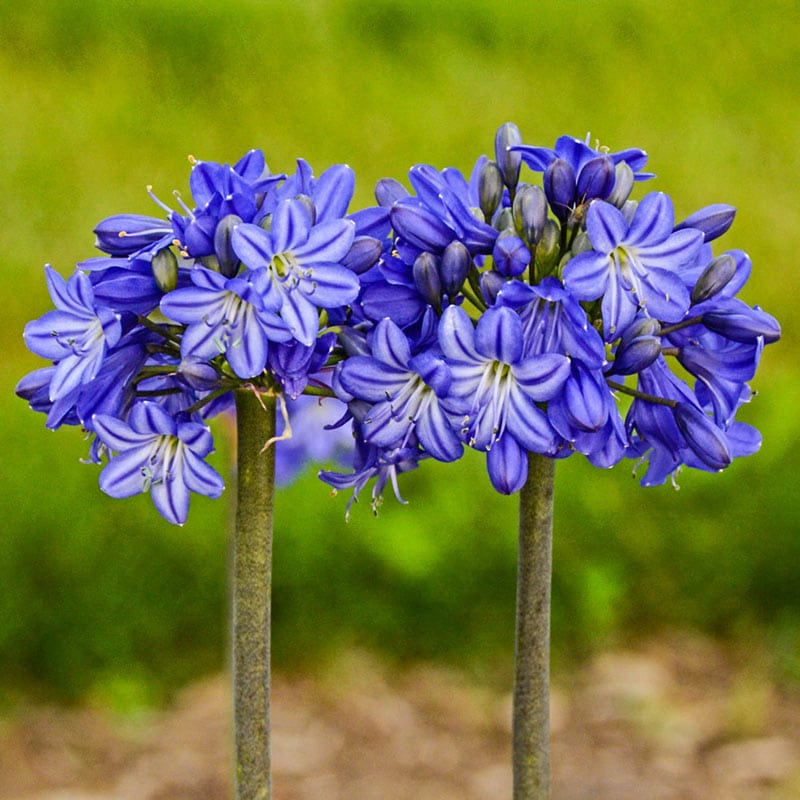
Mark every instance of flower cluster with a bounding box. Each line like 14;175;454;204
18;126;781;523
17;152;375;523
320;124;780;510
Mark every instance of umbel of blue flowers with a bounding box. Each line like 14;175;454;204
18;126;781;523
319;124;780;513
17;151;377;524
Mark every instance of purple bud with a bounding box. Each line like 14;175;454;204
337;326;371;357
576;155;615;201
675;203;736;242
342;236;382;274
214;214;242;278
673;403;732;471
413;251;443;309
513;184;548;244
702;304;781;343
375;177;409;208
494;122;523;190
543;158;577;222
179;359;220;391
440;240;471;297
691;255;737;304
610;318;662;375
151;246;179;292
493;232;531;277
478;161;505;219
480;269;506;305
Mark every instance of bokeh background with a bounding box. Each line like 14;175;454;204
1;0;798;711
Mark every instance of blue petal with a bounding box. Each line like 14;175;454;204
370;318;412;370
586;201;627;252
513;354;571;401
415;400;463;462
438;305;481;362
231;223;274;267
129;401;176;435
299;263;360;307
280;289;320;346
226;311;269;378
339;357;408;401
390;202;453;252
99;449;150;498
151;472;191;525
626;192;674;245
313;164;355;222
181;448;225;497
562;251;611;300
506;385;557;454
292;219;356;265
93;414;153;451
271;198;310;253
475;306;523;363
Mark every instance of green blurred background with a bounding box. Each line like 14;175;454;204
2;0;798;709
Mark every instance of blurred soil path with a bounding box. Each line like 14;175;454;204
2;634;799;799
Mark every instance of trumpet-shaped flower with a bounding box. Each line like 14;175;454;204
93;402;224;525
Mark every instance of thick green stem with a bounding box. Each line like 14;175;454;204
513;452;555;800
233;389;275;800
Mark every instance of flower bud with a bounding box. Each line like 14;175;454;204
375;177;409;207
493;232;531;277
151;246;179;292
544;158;577;222
413;251;443;309
342;236;382;274
494;122;523;190
513;184;548;244
478;161;505;219
673;402;732;471
179;358;220;391
702;304;781;343
533;219;561;275
691;254;737;304
675;203;736;242
610;318;662;374
576;155;615;201
337;326;371;357
440;240;471;297
214;214;242;278
480;269;506;305
605;162;635;208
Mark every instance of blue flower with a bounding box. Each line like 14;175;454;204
93;402;224;525
23;267;123;402
160;266;292;379
563;193;704;340
230;198;359;346
438;305;570;493
336;318;464;462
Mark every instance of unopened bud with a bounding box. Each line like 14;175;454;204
576;155;615;201
214;214;242;278
478;161;505;220
151;247;178;293
513;184;548;244
480;270;506;305
673;402;732;471
494;122;523;190
342;236;382;274
493;232;531;277
675;203;736;242
544;158;577;222
440;240;471;297
610;318;662;374
533;219;561;275
691;255;737;304
375;177;409;207
413;252;443;309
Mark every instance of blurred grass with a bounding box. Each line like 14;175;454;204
1;0;798;706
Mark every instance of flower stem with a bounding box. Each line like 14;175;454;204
233;389;275;800
513;452;555;800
